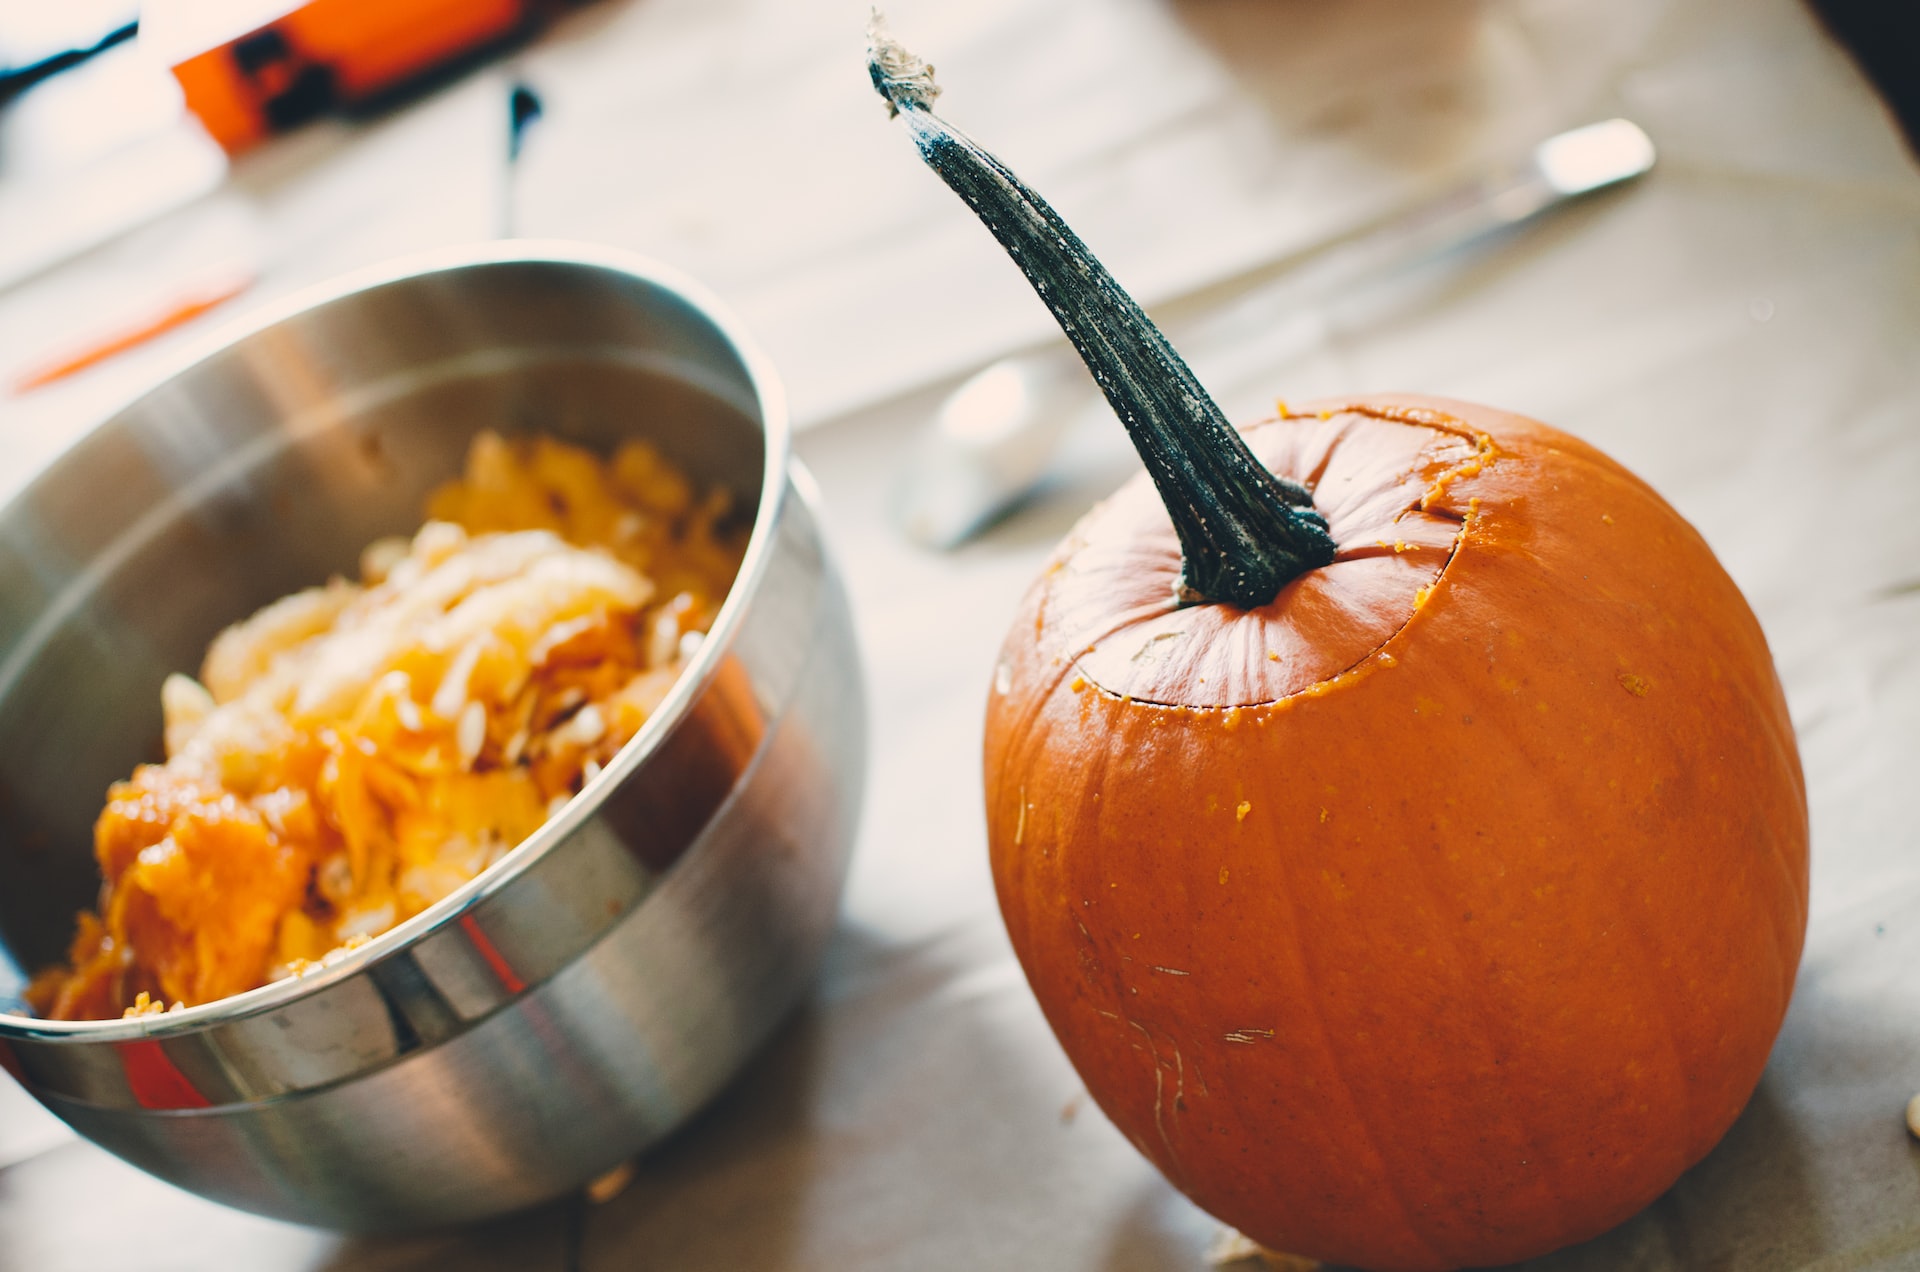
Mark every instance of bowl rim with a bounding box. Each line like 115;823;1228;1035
0;239;794;1042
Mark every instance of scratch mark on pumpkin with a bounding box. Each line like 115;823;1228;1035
1150;966;1189;976
1130;1020;1182;1171
1131;630;1185;662
1152;1065;1170;1154
1224;1028;1275;1044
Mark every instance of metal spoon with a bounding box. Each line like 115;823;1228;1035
893;118;1656;549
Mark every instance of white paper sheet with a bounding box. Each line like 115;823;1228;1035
1;0;1916;1266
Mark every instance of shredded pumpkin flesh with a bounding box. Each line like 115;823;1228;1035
27;432;745;1021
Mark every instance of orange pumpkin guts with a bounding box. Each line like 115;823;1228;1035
983;395;1808;1269
871;32;1808;1270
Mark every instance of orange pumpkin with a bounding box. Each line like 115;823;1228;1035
869;27;1807;1268
983;394;1808;1268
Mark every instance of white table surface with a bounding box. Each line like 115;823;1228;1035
2;0;1917;1267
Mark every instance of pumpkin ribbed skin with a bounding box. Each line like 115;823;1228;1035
984;395;1808;1271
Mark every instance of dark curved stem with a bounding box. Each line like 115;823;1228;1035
868;24;1336;609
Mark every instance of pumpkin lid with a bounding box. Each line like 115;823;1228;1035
1050;403;1494;709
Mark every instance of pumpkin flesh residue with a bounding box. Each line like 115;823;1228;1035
27;432;745;1020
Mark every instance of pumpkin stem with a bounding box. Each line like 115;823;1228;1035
867;17;1336;608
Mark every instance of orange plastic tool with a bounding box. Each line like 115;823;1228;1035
167;0;550;153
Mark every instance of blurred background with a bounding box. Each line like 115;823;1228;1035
0;0;1912;459
1;1;1917;1269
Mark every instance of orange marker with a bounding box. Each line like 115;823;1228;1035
11;271;255;394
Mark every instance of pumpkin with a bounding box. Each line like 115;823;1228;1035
984;393;1808;1268
870;21;1809;1271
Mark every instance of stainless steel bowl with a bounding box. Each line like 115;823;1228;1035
0;243;867;1231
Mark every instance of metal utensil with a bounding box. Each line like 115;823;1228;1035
0;243;867;1232
499;77;543;236
895;118;1656;549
